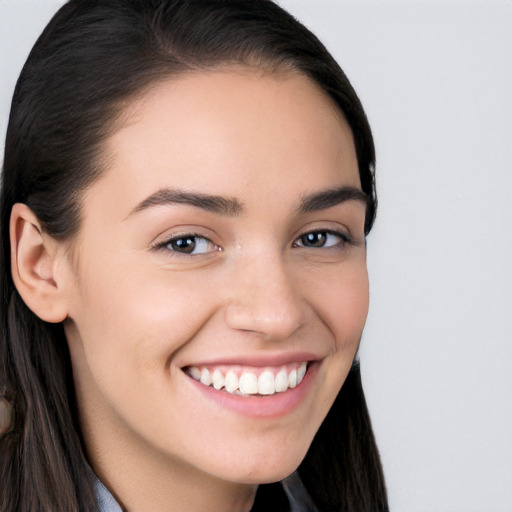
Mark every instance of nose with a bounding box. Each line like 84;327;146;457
224;253;308;341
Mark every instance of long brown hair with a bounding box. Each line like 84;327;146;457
0;1;386;510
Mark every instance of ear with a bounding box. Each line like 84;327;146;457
10;203;69;323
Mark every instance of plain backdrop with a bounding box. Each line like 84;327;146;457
1;1;511;511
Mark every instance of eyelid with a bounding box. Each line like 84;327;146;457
293;227;355;248
151;231;221;256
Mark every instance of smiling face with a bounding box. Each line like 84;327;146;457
62;69;369;510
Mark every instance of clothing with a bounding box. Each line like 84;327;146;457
93;472;318;512
94;476;123;512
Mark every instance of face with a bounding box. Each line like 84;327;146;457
62;69;369;496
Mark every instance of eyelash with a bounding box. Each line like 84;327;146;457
151;233;220;257
292;229;354;249
152;229;353;257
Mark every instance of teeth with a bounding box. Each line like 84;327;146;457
212;369;225;390
297;362;307;382
187;362;309;396
258;370;275;395
224;370;239;394
200;368;212;386
288;369;297;388
239;373;258;395
189;366;201;380
275;369;288;392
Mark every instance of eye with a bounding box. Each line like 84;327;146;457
156;234;220;255
294;230;350;249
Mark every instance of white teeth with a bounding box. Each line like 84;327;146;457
187;362;309;396
239;373;258;395
258;370;275;395
275;369;288;392
288;369;297;388
200;368;212;386
212;369;225;390
224;370;239;394
188;367;201;380
297;362;307;382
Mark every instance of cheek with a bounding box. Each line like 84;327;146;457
308;260;369;350
66;258;219;391
65;266;223;443
313;263;368;420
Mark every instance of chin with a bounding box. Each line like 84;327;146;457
215;445;310;486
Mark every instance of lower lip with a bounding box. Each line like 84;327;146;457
184;363;318;419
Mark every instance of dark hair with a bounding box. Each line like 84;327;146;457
0;1;386;511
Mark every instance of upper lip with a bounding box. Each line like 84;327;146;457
181;351;323;369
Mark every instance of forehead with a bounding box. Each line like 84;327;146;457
91;69;360;217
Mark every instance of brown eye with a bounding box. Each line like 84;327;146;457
300;232;328;248
169;236;197;253
295;230;349;249
163;235;218;255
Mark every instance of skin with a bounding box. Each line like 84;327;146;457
12;69;369;511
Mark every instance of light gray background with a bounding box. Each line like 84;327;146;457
1;1;511;511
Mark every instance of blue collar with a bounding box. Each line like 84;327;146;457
93;475;123;512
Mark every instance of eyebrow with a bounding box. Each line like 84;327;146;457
130;188;243;217
129;185;367;218
299;186;368;213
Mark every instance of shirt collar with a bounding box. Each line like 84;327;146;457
93;474;123;512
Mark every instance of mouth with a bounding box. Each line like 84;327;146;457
184;362;309;397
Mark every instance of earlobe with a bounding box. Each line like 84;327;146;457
10;203;69;323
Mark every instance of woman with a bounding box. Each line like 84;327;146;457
0;1;388;511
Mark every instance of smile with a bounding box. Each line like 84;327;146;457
186;362;308;396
